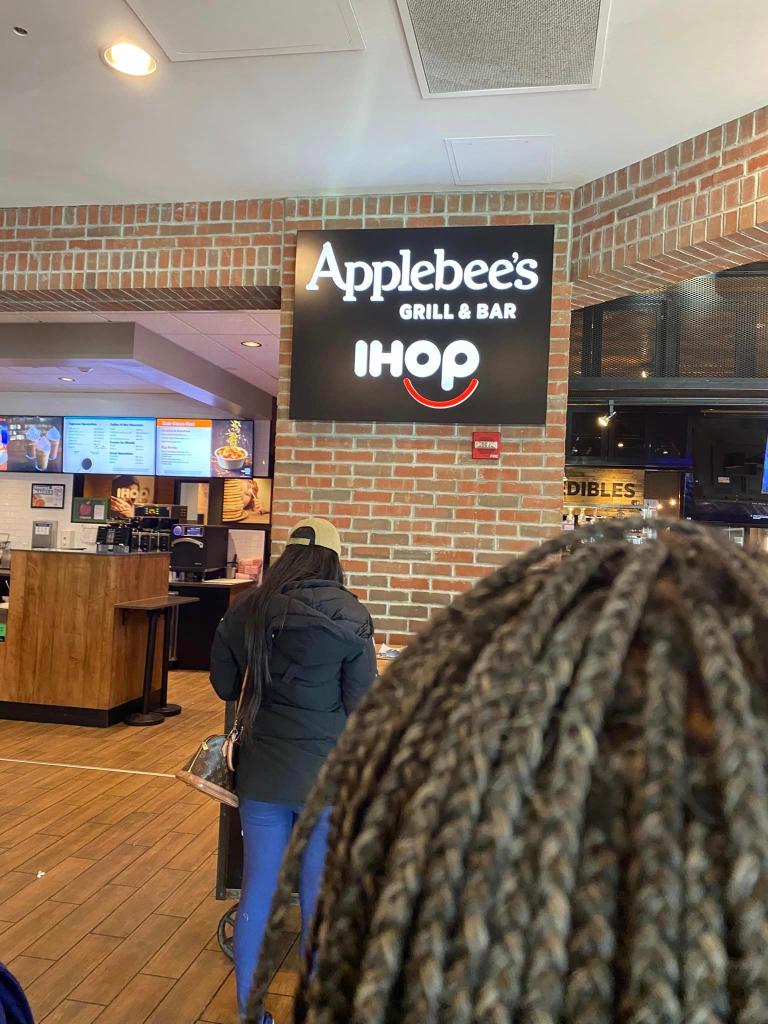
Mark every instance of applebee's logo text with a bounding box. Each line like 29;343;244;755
306;241;540;302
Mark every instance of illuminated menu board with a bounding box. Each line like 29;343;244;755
156;418;256;478
0;416;64;473
63;417;156;475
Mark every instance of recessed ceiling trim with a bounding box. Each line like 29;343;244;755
396;0;613;99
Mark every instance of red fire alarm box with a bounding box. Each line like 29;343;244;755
472;431;501;460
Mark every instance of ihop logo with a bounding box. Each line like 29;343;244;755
353;338;479;409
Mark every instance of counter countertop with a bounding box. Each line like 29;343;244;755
170;578;255;589
10;548;169;558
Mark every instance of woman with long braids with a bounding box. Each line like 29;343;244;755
244;518;768;1024
210;518;376;1022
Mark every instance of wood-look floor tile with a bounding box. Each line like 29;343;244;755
41;1000;103;1023
156;852;217;918
0;857;94;922
93;867;189;939
89;973;174;1024
113;831;194;887
143;895;232;980
51;842;143;905
145;949;233;1024
25;932;122;1021
269;938;301;998
6;955;55;988
25;883;132;960
78;811;156;859
0;671;287;1024
0;899;73;961
72;913;183;1005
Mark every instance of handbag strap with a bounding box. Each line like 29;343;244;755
231;666;250;733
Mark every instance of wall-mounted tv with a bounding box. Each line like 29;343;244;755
0;415;64;473
63;417;156;475
156;418;263;479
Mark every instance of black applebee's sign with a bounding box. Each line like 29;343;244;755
290;225;554;425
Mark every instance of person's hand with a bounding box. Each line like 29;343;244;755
110;496;133;518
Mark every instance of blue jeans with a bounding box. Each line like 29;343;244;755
234;800;331;1018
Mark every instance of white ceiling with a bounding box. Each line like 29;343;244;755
1;0;767;204
0;364;169;393
0;310;280;395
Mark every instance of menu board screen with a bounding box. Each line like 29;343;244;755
63;417;156;475
0;416;64;473
156;418;257;478
156;419;213;478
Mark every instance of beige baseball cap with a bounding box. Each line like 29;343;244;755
285;517;341;556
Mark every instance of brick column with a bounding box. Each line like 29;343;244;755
271;191;572;642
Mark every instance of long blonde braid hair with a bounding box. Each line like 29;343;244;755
245;519;768;1024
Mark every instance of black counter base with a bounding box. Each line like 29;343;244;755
0;691;160;728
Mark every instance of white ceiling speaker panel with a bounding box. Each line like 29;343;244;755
396;0;611;97
446;136;554;185
125;0;364;61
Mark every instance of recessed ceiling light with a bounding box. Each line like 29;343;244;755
59;376;75;382
78;367;93;373
241;340;263;348
102;42;157;77
12;26;28;37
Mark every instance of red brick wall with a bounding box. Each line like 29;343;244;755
272;192;572;642
5;98;768;637
0;199;282;301
572;104;768;307
0;188;571;643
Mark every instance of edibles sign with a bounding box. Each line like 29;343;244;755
290;225;554;424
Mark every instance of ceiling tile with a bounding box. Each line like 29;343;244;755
248;311;281;335
172;312;260;334
125;0;364;60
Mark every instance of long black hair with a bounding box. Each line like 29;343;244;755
240;541;343;738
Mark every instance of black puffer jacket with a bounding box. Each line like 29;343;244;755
210;580;376;804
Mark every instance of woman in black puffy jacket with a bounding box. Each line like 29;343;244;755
210;518;376;1021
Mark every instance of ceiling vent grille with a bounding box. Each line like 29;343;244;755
396;0;611;98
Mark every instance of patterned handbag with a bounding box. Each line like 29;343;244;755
175;671;248;808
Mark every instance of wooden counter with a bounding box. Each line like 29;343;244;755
0;549;171;726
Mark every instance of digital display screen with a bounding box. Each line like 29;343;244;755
63;417;156;475
762;434;768;494
156;418;259;478
0;415;64;473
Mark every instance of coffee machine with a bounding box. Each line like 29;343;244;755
132;504;188;554
95;522;134;553
170;524;229;581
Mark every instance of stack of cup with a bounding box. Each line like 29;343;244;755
47;427;61;463
35;437;51;472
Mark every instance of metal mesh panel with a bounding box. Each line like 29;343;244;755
569;309;584;376
599;305;656;378
403;0;602;92
672;274;768;377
